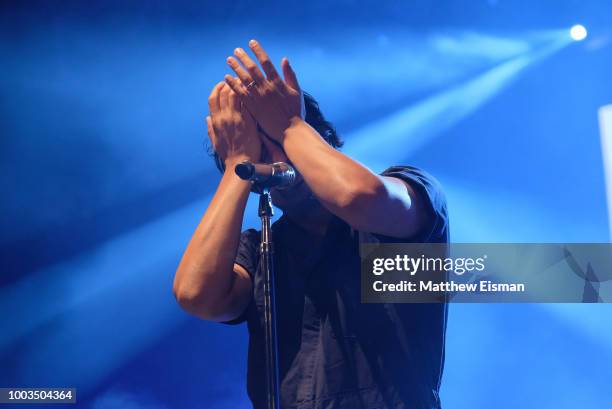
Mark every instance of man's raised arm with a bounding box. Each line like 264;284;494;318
224;40;431;238
173;82;259;322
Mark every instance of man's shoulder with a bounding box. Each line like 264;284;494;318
377;164;449;243
381;165;445;193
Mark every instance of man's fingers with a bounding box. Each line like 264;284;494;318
219;83;231;110
281;57;301;91
208;81;225;114
234;47;266;84
228;87;241;111
248;39;280;81
227;56;253;85
224;74;248;97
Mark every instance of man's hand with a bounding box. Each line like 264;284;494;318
223;39;304;143
207;81;260;168
174;82;257;323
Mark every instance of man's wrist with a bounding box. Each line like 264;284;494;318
224;155;254;171
280;117;307;146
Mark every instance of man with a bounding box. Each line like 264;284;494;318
173;40;449;409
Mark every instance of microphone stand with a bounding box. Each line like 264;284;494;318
258;187;281;409
235;160;294;409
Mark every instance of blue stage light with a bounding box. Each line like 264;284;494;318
570;24;588;41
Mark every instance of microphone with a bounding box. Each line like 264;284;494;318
234;161;297;189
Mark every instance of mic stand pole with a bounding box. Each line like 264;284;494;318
258;187;281;409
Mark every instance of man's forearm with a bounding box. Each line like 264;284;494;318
281;118;391;226
280;118;422;237
173;162;251;314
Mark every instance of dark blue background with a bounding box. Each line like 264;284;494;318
1;1;611;408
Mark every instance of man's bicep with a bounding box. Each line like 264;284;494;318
215;263;253;324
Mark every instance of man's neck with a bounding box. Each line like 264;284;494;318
284;200;334;237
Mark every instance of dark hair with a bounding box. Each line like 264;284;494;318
211;91;343;172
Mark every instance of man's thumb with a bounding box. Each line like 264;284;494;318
282;57;300;91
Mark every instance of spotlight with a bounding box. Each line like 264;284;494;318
570;24;587;41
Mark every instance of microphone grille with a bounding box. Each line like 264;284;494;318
235;161;255;180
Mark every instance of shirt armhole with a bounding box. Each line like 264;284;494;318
219;262;254;326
